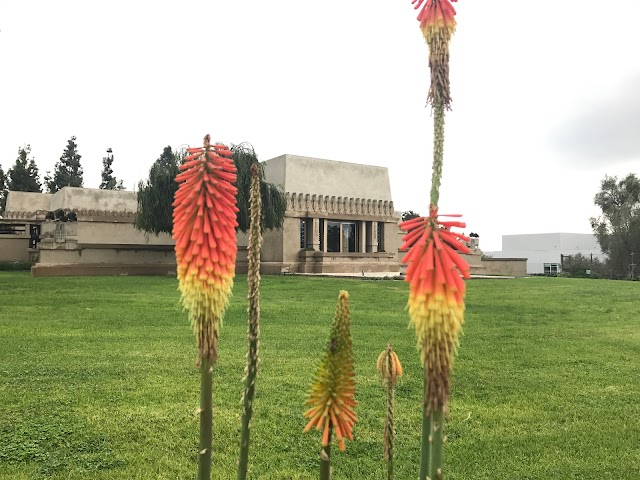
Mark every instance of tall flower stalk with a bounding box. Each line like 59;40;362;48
172;134;238;480
377;343;403;480
237;164;262;480
404;1;467;479
304;291;357;480
413;0;457;206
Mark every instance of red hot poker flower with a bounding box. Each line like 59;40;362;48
411;0;458;107
413;0;458;43
400;206;469;411
172;134;239;365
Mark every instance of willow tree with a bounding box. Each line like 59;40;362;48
0;164;6;216
135;143;285;235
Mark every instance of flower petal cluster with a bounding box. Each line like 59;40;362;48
172;135;238;364
413;0;457;43
304;291;357;452
400;207;469;410
411;0;458;106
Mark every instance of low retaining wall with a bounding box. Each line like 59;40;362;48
297;251;399;274
32;263;176;277
475;258;527;277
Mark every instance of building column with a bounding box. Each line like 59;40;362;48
360;221;366;253
368;221;378;253
310;217;321;251
322;219;328;252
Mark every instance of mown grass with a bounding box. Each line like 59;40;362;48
0;273;638;479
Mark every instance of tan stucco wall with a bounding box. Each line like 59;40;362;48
32;264;176;277
5;187;137;216
0;236;31;262
49;187;137;213
477;258;527;276
5;191;52;214
282;217;301;264
460;252;483;269
75;222;173;246
39;221;174;247
38;247;175;265
263;154;393;201
34;218;176;275
236;227;284;264
298;251;398;274
381;221;400;256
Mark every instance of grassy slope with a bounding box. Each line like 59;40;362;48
0;273;638;479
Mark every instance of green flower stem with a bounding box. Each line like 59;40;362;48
419;372;431;480
320;425;332;480
424;94;445;480
386;374;396;480
238;165;262;480
199;357;213;480
430;99;446;207
429;408;445;480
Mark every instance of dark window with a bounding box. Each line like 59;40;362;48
300;219;306;249
365;221;372;253
326;220;357;253
377;224;384;252
29;224;41;249
319;219;324;251
327;221;340;252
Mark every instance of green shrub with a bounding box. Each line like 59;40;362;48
0;260;32;271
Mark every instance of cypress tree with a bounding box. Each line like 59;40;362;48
100;148;125;190
7;145;42;193
45;136;84;193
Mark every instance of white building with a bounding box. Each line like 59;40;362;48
486;233;606;274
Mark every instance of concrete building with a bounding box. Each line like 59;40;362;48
486;233;606;274
1;155;530;277
238;154;401;274
0;191;50;263
0;154;402;275
1;188;175;276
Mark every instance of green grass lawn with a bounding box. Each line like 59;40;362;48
0;273;638;479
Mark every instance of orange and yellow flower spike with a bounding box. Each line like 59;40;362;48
304;290;357;468
407;1;463;477
400;206;469;412
412;0;458;107
172;134;239;365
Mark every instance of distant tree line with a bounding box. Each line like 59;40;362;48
0;137;286;236
0;136;125;216
560;253;607;278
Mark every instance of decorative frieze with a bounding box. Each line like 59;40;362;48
285;192;394;217
3;208;136;220
2;209;49;220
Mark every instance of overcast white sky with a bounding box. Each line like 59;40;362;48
1;1;639;251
